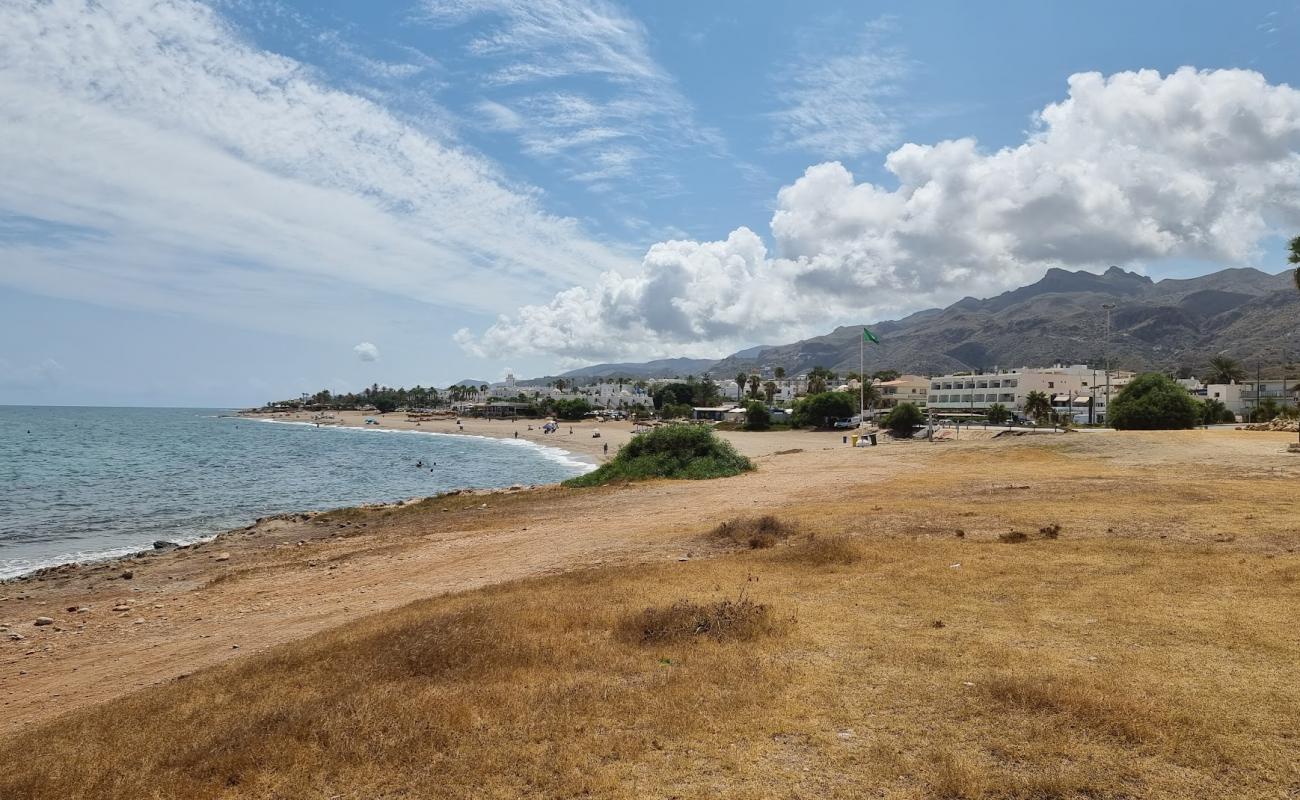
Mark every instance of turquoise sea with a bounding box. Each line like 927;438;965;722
0;406;590;579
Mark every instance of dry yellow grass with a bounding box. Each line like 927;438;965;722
5;430;1300;798
5;529;1299;799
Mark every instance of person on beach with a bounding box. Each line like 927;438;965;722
513;431;518;438
603;442;608;456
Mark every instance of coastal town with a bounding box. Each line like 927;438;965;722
9;2;1300;797
264;358;1297;430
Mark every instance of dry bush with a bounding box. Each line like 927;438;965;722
1038;522;1062;538
776;533;863;566
616;597;784;644
710;515;796;549
998;530;1030;544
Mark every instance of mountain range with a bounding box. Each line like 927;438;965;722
555;266;1300;381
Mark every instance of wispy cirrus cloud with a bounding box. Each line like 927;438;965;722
423;0;724;191
770;18;911;159
0;0;630;336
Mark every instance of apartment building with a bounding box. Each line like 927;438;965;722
927;364;1122;421
876;375;930;410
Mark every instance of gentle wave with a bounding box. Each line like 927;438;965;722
253;417;596;473
0;407;591;581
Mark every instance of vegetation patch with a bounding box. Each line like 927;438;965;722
1109;372;1199;430
998;530;1030;544
616;597;784;645
563;424;754;487
982;673;1164;745
777;534;864;566
710;515;796;549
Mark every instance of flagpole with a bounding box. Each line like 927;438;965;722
860;329;865;429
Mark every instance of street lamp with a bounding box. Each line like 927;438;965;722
1101;300;1116;424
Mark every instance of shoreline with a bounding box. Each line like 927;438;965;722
239;408;633;462
1;412;598;583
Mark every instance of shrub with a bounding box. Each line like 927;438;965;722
563;423;754;487
1108;373;1199;430
883;402;925;436
792;391;856;428
999;531;1030;543
660;402;693;420
778;534;863;566
986;403;1011;425
1250;398;1281;423
743;401;771;431
711;515;795;549
552;398;593;421
1200;398;1235;425
616;598;782;644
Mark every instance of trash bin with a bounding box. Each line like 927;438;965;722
868;433;878;446
850;434;859;447
842;435;848;444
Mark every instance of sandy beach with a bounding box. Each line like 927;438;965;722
246;408;872;462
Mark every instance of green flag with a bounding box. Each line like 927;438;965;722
863;327;880;345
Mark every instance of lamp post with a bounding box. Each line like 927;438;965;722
1102;302;1116;424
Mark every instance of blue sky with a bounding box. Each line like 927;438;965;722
2;0;1298;406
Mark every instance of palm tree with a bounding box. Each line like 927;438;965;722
747;374;761;399
735;372;747;402
763;381;777;403
1205;356;1246;385
1289;235;1300;292
1024;390;1052;423
807;365;835;395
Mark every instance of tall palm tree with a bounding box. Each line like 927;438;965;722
1290;235;1300;292
735;372;747;402
1024;390;1052;422
1205;356;1246;385
763;381;777;402
747;374;761;399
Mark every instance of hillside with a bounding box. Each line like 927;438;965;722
700;266;1298;377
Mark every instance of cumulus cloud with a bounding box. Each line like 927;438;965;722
460;67;1300;361
0;0;629;335
353;342;380;362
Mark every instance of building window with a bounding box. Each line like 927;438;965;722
1048;382;1055;389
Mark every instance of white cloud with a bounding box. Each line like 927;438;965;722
461;67;1300;361
0;0;630;335
424;0;724;190
353;342;380;362
771;19;911;158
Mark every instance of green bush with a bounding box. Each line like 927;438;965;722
792;391;856;428
1108;373;1199;430
986;403;1011;425
660;402;693;419
883;402;924;437
743;401;771;431
552;398;593;421
1200;398;1235;425
563;424;754;487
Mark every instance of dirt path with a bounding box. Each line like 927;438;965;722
3;428;1298;734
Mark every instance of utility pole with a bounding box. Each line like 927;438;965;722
1102;303;1115;424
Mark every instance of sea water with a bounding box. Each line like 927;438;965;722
0;406;591;579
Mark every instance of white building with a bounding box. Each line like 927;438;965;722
927;364;1126;422
876;375;930;410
